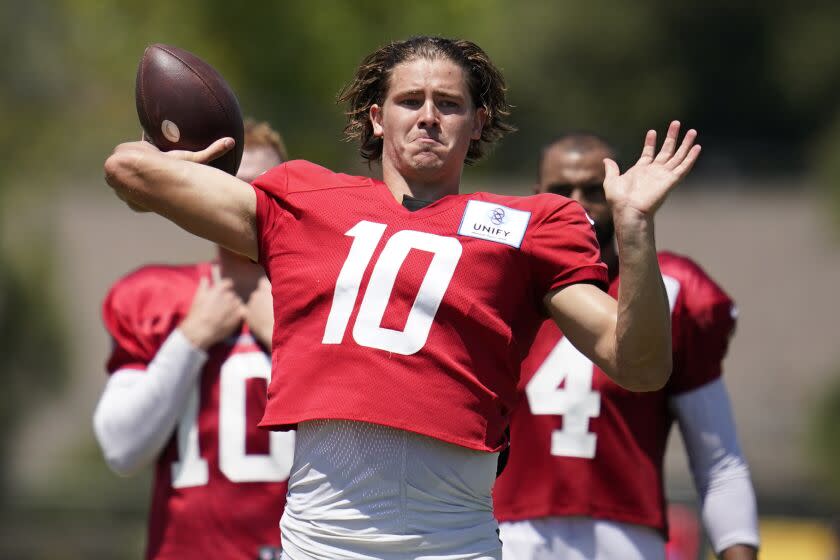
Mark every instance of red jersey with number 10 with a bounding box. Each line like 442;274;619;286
103;263;293;560
252;160;608;452
493;252;737;534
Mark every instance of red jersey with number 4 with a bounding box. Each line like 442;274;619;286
252;160;607;452
103;263;293;560
493;252;737;534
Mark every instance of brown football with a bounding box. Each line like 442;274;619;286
135;44;244;176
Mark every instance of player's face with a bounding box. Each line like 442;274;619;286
371;57;486;183
537;145;614;246
237;146;284;184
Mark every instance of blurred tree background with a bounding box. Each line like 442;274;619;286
1;0;839;557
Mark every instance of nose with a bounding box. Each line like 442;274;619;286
418;100;439;128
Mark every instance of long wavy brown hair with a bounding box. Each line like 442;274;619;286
337;36;516;165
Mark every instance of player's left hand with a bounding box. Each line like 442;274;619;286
603;120;700;222
245;277;274;349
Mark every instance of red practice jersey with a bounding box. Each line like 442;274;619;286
103;262;293;560
493;252;737;534
252;160;608;452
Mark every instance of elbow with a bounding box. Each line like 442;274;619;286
104;149;152;212
103;450;145;478
104;150;137;194
613;353;672;392
92;411;145;477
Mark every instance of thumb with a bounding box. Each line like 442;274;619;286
196;137;235;164
178;138;235;164
603;158;620;184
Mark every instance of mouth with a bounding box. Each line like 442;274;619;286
413;136;442;145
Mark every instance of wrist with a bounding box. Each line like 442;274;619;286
613;211;657;257
178;318;216;350
612;204;654;232
720;544;758;560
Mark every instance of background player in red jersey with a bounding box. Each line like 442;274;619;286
93;120;294;560
102;37;700;559
493;133;760;560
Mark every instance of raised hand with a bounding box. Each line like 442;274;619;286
603;121;700;220
179;276;244;350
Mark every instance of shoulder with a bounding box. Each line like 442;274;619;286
251;159;377;199
657;251;734;313
104;263;203;319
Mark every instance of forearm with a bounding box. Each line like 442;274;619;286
104;143;258;258
93;329;206;476
613;212;672;390
673;380;760;555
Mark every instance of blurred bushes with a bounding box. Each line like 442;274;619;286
809;371;840;507
0;247;68;500
1;0;839;185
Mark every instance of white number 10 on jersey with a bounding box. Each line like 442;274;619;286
322;221;462;355
171;352;294;488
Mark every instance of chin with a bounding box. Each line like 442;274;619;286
409;150;446;169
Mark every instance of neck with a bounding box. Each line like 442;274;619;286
381;159;461;204
216;247;264;300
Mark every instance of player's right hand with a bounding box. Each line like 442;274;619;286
160;137;235;165
112;136;234;165
179;277;244;350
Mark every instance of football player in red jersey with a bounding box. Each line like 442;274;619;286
104;37;700;559
94;121;295;560
493;133;759;560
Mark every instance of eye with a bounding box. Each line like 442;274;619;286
399;98;422;108
546;184;573;197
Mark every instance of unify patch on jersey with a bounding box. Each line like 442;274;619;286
457;200;531;248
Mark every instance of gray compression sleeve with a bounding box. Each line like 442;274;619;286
93;329;207;476
671;378;760;554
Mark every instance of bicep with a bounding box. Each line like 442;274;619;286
146;159;258;260
544;283;617;375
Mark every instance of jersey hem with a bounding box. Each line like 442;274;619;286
494;508;665;537
259;414;504;453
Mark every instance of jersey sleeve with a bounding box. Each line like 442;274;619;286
252;160;345;268
669;263;738;394
523;197;608;303
101;268;191;374
251;163;291;268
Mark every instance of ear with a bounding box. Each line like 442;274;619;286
370;104;384;138
471;106;487;141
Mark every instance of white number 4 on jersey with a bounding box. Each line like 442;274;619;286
525;337;600;459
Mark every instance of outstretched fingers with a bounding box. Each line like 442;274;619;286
667;128;698;169
654;120;681;163
638;129;657;163
671;144;702;177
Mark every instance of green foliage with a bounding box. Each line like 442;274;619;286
1;0;840;188
808;371;840;505
0;246;68;499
